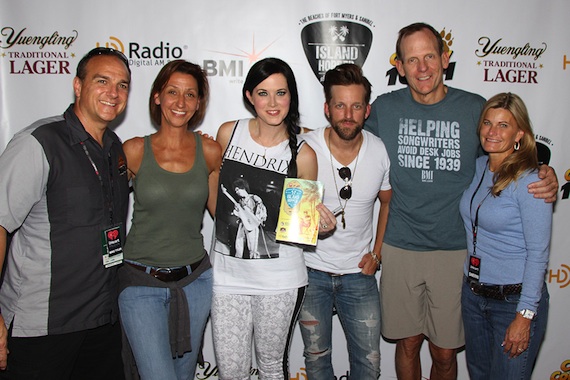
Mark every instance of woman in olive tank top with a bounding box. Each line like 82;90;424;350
118;60;222;380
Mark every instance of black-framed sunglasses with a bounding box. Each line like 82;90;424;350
338;166;352;200
90;47;128;64
80;47;131;74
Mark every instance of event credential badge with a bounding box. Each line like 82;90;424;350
276;178;323;246
102;225;124;268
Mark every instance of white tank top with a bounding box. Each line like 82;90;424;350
211;119;308;294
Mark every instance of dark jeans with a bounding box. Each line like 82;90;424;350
462;281;549;380
0;322;124;380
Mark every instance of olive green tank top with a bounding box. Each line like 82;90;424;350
124;133;209;267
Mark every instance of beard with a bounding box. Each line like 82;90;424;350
331;119;363;141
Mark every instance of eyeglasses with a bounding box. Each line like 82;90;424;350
338;166;352;200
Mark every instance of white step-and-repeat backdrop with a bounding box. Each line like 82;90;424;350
1;1;569;379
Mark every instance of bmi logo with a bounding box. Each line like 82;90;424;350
299;13;374;83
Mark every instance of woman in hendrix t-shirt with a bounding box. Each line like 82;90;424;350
210;57;334;379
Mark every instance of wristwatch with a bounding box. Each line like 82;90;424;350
518;309;536;320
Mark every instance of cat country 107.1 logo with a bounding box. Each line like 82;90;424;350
299;12;374;83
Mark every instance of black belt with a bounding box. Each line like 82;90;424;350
465;276;522;300
309;267;344;277
127;260;201;282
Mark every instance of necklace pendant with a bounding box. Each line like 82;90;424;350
341;211;346;229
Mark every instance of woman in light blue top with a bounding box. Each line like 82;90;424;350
459;92;552;380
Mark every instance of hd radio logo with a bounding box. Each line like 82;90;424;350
548;264;570;289
475;36;547;84
96;36;187;68
299;12;374;83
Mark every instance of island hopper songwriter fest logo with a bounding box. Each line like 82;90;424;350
299;11;374;83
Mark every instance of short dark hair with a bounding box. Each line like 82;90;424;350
76;47;130;80
323;64;372;105
148;60;209;129
396;22;444;61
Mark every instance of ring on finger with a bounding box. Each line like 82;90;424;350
322;224;328;229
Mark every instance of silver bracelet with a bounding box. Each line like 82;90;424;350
369;251;381;269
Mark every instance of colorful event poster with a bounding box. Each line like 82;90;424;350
276;178;323;246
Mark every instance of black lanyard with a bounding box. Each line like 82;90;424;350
469;160;491;256
80;141;115;225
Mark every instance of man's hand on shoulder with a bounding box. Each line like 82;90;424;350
196;130;215;140
528;164;558;203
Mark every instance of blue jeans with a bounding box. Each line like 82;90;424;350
119;268;213;380
462;281;549;380
298;268;381;380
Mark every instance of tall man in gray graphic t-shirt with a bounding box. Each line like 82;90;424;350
365;22;558;380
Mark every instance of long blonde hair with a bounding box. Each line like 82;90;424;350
478;93;538;196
